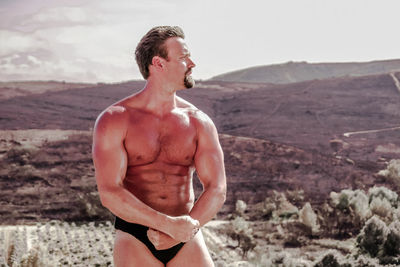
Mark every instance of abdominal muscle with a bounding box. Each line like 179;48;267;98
123;163;195;217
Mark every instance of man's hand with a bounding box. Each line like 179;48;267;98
147;229;181;250
166;215;200;243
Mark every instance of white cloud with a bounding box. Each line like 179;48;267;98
31;7;89;23
26;55;41;66
0;30;47;55
0;52;135;83
14;6;101;32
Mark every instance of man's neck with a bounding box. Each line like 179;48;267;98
140;78;178;116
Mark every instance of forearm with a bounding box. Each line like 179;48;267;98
100;186;172;234
189;185;226;227
148;186;226;249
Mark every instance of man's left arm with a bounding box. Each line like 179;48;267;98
189;113;227;226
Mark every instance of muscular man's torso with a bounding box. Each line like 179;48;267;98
119;99;199;217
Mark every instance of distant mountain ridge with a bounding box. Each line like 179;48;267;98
210;59;400;84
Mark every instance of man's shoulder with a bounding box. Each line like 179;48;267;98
98;104;128;120
94;104;129;132
176;96;198;110
176;96;213;124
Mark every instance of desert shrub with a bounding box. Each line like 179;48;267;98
313;253;339;267
324;189;371;237
356;215;400;264
313;252;351;267
368;186;399;222
257;198;276;220
225;213;256;258
368;186;398;208
299;202;320;234
235;200;247;217
378;159;400;187
369;197;393;219
383;220;400;257
357;215;388;257
231;217;256;257
331;189;371;221
248;191;303;221
266;191;299;220
324;186;400;238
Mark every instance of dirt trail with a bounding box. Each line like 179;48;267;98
390;72;400;93
343;125;400;137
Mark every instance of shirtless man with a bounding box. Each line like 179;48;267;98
92;26;227;266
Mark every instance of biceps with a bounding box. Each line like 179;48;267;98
195;148;225;188
93;143;128;189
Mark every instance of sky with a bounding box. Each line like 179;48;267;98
0;0;400;83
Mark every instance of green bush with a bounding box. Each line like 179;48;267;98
313;252;351;267
357;216;388;257
378;159;400;187
324;186;400;238
383;220;400;257
368;186;398;208
225;209;257;258
356;215;400;264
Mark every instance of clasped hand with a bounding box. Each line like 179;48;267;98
147;215;200;250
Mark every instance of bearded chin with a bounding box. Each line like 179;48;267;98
184;75;195;89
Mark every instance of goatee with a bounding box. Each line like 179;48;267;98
184;70;195;89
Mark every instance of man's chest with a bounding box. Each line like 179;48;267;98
123;109;198;165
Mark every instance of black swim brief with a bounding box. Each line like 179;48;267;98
114;216;185;265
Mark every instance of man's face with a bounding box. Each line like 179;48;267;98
163;37;196;89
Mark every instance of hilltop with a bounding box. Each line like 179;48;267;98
210;59;400;84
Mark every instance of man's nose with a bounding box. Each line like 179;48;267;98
188;58;196;68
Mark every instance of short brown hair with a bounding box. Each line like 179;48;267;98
135;26;185;79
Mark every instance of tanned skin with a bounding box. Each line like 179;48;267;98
92;37;227;266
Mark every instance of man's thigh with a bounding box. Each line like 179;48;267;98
113;230;164;267
167;230;214;267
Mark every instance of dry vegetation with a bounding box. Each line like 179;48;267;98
1;130;400;266
0;221;114;267
210;185;400;266
2;183;400;266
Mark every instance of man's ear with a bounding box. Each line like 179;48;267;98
151;56;165;71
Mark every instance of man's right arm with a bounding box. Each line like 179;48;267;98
92;106;198;242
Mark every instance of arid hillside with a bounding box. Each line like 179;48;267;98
1;73;400;224
0;129;388;225
210;59;400;84
0;81;94;100
2;73;400;162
